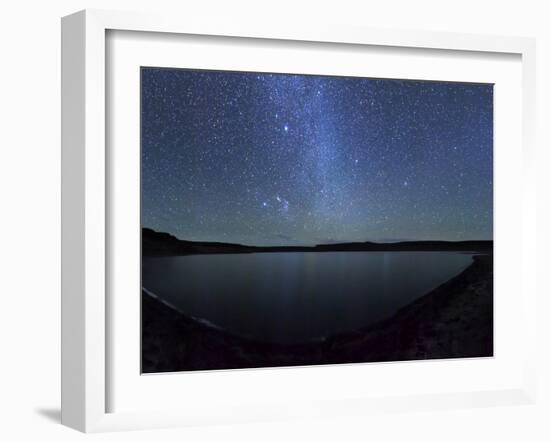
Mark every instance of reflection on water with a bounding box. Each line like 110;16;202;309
142;252;472;344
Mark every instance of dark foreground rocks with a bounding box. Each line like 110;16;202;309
142;254;493;373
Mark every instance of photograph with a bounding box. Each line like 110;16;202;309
140;67;494;373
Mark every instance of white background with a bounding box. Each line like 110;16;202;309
0;0;548;441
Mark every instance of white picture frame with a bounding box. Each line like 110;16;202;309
61;9;537;433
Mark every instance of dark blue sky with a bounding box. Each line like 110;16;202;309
141;68;493;246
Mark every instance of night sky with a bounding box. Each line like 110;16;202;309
141;68;493;246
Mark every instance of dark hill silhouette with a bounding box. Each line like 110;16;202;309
142;227;492;256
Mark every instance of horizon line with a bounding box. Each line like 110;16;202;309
142;226;493;249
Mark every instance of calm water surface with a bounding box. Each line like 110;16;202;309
142;252;473;344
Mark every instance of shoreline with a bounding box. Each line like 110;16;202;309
142;227;493;256
142;253;493;373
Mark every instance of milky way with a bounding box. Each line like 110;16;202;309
141;68;493;246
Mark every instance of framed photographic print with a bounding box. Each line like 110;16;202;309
61;9;537;432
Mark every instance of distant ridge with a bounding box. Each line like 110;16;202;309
142;227;493;256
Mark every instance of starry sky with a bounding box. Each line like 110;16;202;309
141;68;493;246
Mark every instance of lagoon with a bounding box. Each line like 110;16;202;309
142;251;473;344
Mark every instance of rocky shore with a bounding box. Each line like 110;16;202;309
142;254;493;373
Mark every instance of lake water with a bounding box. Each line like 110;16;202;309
142;251;473;344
